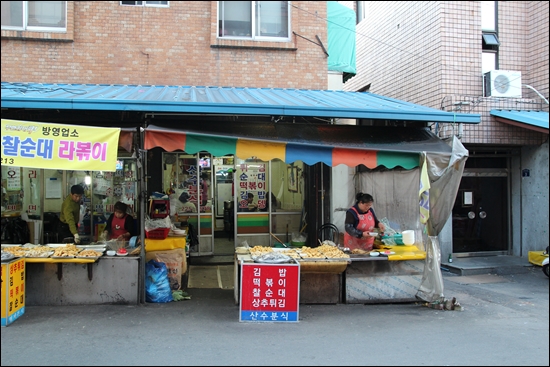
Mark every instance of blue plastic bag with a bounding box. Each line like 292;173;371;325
145;260;173;303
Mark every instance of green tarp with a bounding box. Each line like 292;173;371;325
327;1;356;74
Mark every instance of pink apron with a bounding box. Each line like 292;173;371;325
343;207;376;251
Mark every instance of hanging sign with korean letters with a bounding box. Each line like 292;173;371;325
1;119;121;171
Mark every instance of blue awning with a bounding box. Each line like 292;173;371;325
490;109;549;133
1;82;480;124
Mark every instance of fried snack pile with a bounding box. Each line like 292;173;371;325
78;249;102;257
316;244;350;259
53;244;80;257
247;244;349;260
249;246;274;257
298;246;326;258
278;249;301;258
25;246;53;257
2;246;28;257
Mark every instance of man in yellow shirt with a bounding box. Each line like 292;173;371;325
58;185;84;244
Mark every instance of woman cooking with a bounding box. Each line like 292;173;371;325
344;192;386;251
102;201;135;241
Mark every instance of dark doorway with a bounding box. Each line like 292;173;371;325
452;152;509;255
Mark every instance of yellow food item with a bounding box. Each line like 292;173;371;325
78;250;102;257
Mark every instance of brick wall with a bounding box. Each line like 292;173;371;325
1;1;328;90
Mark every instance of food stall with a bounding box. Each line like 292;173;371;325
234;244;351;305
146;123;467;306
233;238;427;305
1;119;144;306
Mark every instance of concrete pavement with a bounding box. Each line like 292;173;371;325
1;265;548;366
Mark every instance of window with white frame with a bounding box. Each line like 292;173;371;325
120;1;168;6
218;1;290;40
1;1;66;31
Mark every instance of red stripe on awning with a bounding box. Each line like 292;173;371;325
332;148;377;167
144;130;186;151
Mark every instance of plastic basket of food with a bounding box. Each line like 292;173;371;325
145;228;170;239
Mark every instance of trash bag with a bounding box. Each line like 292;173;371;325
145;260;173;303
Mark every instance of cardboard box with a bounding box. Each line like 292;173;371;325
146;248;187;290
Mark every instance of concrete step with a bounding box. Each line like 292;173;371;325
441;255;533;276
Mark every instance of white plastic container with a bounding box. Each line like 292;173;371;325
402;230;415;245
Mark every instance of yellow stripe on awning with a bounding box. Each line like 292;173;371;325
236;139;287;161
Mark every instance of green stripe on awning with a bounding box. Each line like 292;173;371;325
377;151;419;169
185;134;237;156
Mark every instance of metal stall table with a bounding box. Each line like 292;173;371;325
24;256;140;306
344;246;426;304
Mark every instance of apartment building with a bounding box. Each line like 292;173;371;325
345;1;549;260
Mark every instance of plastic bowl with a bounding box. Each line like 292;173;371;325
106;250;116;256
290;241;306;248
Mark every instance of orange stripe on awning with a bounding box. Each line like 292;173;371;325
332;148;377;167
144;130;186;151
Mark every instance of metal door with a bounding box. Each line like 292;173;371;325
452;170;508;255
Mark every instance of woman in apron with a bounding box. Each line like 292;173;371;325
344;192;386;251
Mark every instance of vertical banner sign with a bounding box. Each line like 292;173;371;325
1;119;121;171
1;257;26;327
239;261;300;322
237;162;267;211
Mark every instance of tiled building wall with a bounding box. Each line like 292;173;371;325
346;1;548;145
0;1;328;90
523;1;549;109
458;1;548;145
345;1;444;107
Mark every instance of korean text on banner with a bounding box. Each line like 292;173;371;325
1;119;121;171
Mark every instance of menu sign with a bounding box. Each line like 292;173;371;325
1;257;26;327
239;261;300;322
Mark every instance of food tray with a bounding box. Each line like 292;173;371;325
254;257;293;264
1;252;16;261
51;256;76;259
77;244;106;249
81;247;105;253
47;243;73;248
25;251;54;258
252;253;293;264
298;256;327;261
298;260;349;273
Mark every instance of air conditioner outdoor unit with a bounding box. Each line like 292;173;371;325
484;70;522;98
